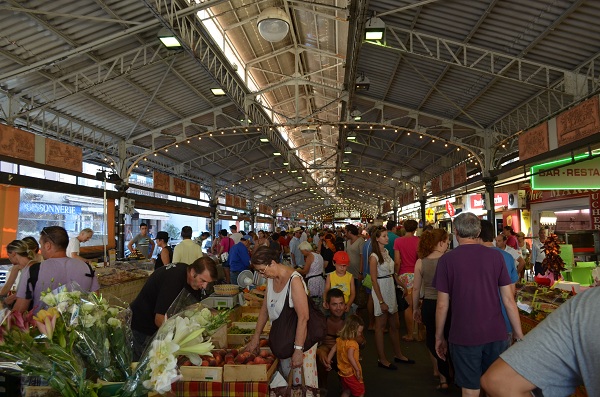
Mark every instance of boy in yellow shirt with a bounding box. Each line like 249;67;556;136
323;251;356;313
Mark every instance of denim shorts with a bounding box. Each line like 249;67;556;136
450;340;508;390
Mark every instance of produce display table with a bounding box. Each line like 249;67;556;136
97;262;152;305
172;381;269;397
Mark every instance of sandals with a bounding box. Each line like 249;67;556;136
436;382;450;393
401;335;414;342
394;356;415;364
377;360;398;370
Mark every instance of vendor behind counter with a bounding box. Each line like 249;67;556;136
130;257;218;360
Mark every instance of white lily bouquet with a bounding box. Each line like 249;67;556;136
116;290;232;396
40;287;134;382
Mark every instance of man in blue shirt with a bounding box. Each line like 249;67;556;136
229;235;252;285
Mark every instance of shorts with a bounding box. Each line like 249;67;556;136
450;340;508;390
399;273;414;289
340;374;364;396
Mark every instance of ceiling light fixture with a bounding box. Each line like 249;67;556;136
260;137;269;142
257;7;291;42
355;74;370;91
364;17;386;43
211;88;226;96
350;110;362;121
273;152;281;156
347;132;357;141
344;146;352;154
157;28;182;49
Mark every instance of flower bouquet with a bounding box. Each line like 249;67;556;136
40;287;134;382
0;308;99;397
116;291;232;396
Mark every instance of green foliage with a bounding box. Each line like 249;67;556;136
163;223;180;240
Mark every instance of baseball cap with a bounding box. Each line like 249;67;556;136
241;234;252;241
293;227;302;232
155;231;169;241
333;251;350;265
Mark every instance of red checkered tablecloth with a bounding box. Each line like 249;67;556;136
172;381;269;397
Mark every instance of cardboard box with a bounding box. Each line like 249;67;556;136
179;365;223;382
209;324;227;349
223;359;279;382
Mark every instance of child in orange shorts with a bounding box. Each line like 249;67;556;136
326;314;365;397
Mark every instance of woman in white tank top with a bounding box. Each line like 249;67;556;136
245;246;319;389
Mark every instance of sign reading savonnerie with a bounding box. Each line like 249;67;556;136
531;154;600;190
20;202;82;215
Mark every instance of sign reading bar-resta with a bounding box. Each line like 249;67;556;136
531;154;600;190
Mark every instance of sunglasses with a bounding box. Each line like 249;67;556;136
256;263;271;274
41;227;55;244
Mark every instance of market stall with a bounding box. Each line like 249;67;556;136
96;260;153;305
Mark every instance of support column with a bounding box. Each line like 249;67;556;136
209;200;218;240
392;187;398;225
483;176;498;222
419;197;426;226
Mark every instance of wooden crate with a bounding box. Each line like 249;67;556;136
519;314;540;335
223;359;278;382
242;305;263;314
228;322;268;346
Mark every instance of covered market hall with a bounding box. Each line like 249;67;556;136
1;0;600;396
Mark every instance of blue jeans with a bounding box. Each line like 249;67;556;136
230;270;242;286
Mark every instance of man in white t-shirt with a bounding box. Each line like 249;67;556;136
66;228;94;263
229;225;243;244
531;227;547;276
496;234;525;276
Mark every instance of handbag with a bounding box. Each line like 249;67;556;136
269;369;319;397
269;276;327;359
361;274;372;289
220;237;233;262
395;285;410;311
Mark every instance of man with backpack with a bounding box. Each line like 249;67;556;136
13;226;100;314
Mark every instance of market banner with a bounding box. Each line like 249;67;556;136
441;171;452;191
556;96;600;147
173;177;186;196
453;163;467;186
431;177;440;195
189;182;200;199
383;201;392;213
519;122;549;161
0;124;35;162
46;139;82;172
153;171;170;192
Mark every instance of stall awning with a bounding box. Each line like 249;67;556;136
135;209;171;221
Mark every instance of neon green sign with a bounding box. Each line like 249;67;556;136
531;153;600;189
